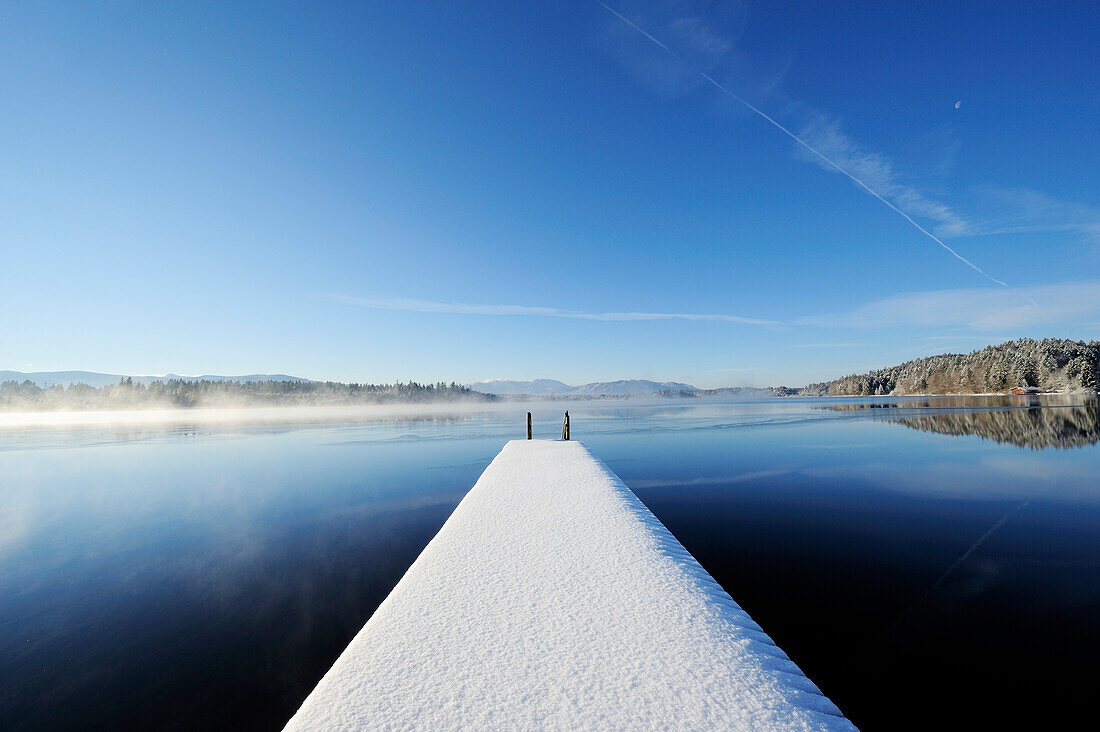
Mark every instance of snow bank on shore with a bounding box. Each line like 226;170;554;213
286;440;854;730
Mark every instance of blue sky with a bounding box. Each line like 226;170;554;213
2;1;1097;387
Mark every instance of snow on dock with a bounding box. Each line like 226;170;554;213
286;440;854;730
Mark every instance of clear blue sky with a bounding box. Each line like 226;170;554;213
2;1;1097;387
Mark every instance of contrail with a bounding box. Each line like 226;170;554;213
891;498;1030;630
594;0;1010;289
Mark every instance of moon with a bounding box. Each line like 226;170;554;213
955;100;962;109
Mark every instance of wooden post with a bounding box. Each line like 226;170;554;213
562;411;570;440
526;412;532;440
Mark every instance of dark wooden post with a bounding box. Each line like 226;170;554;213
562;411;570;440
526;412;532;440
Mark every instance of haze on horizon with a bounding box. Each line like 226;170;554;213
2;2;1097;389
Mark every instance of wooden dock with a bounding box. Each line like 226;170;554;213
285;439;854;730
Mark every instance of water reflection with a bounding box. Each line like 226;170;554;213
4;398;1100;730
0;426;497;730
820;396;1100;449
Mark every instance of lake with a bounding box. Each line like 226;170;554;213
3;396;1098;730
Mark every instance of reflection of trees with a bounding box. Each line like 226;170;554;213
820;397;1100;449
895;405;1100;449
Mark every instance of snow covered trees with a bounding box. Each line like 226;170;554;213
805;338;1099;396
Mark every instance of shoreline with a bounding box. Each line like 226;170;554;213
0;392;1095;431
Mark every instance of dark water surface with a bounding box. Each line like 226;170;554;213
3;397;1098;729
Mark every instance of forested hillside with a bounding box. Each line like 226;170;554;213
800;338;1099;396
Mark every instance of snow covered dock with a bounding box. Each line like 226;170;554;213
286;440;854;730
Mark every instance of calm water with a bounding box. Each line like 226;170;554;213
3;397;1099;730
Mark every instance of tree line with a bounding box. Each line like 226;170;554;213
0;378;494;411
795;338;1099;396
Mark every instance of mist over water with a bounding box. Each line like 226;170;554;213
0;403;517;431
3;397;1098;729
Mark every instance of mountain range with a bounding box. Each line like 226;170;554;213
468;379;699;397
9;337;1097;399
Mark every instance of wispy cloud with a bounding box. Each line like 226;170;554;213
596;0;755;97
967;186;1100;242
595;0;1100;304
793;124;1100;249
595;2;1009;288
796;112;974;239
336;279;1100;333
333;294;781;325
798;280;1100;331
702;366;763;373
921;335;1001;342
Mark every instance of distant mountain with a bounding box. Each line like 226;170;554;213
696;386;779;400
0;370;311;388
572;380;698;397
0;371;124;388
469;379;700;398
467;379;575;396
